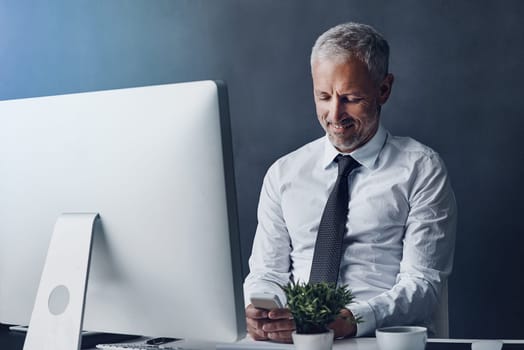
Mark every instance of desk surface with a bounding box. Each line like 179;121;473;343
2;325;524;350
224;337;524;350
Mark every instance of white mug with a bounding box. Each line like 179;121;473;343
376;326;427;350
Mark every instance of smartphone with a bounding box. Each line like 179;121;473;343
250;293;283;310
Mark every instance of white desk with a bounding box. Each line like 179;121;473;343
217;337;524;350
99;336;524;350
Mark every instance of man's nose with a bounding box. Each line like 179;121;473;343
329;98;344;122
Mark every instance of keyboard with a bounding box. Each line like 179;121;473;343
97;340;292;350
96;337;189;350
96;336;293;350
95;343;196;350
96;344;178;350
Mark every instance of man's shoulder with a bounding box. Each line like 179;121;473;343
386;133;440;159
383;133;448;176
281;136;325;160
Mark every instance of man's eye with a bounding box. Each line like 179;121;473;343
343;97;362;103
317;95;330;101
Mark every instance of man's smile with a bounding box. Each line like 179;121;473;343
327;119;354;132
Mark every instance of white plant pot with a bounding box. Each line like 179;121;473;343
292;329;334;350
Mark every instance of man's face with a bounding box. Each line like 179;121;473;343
312;57;393;153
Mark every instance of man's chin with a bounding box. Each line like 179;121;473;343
329;137;357;153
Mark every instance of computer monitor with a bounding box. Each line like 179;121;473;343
0;81;245;343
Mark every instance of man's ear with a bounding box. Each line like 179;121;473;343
378;73;394;105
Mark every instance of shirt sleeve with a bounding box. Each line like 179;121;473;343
350;152;457;336
243;162;292;307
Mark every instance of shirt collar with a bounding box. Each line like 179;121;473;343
321;123;387;170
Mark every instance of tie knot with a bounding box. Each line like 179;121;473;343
336;155;360;177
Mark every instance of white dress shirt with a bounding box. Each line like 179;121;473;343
243;124;457;336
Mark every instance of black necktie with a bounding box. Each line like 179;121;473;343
309;155;361;284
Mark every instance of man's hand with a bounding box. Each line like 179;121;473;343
246;305;356;343
329;308;357;339
245;304;295;343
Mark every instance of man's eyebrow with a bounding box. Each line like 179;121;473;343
313;90;331;97
315;90;363;97
341;91;363;95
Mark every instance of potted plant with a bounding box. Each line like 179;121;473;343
281;281;359;350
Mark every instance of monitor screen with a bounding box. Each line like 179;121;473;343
0;81;245;342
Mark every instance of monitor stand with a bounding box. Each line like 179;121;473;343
23;213;99;350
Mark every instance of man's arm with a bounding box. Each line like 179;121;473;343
243;164;295;341
243;163;292;306
349;153;457;336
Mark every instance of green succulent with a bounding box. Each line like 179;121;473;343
281;281;359;334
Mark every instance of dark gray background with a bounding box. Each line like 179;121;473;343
1;0;523;339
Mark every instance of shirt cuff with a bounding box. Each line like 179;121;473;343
349;300;377;337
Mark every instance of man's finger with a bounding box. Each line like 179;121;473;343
245;304;268;319
262;319;295;332
245;317;266;330
268;308;292;319
247;325;268;340
267;331;293;343
339;308;352;318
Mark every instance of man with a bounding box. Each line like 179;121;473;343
243;22;457;343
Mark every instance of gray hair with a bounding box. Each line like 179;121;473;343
311;22;390;84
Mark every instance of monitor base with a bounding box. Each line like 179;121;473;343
23;213;99;350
